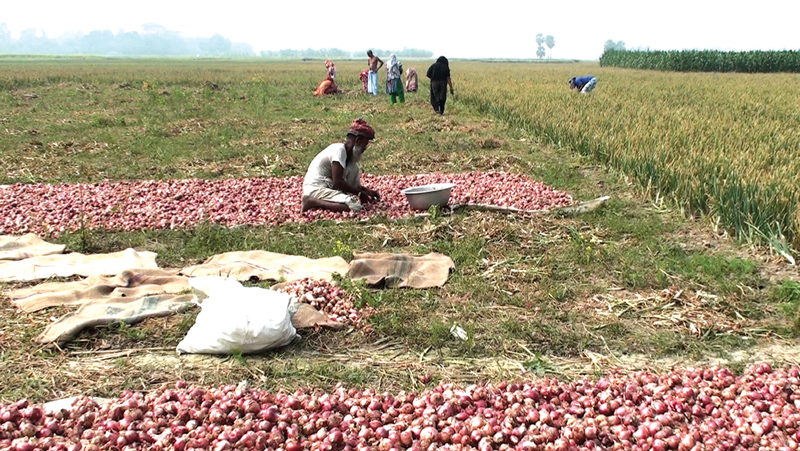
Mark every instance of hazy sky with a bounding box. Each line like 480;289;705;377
3;0;798;60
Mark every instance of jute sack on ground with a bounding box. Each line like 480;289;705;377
291;303;345;330
8;269;190;313
0;234;66;261
347;252;455;288
189;276;344;331
38;294;196;346
0;248;158;282
180;251;350;283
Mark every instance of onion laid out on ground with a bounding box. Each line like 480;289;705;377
0;172;572;235
1;364;798;450
277;278;374;329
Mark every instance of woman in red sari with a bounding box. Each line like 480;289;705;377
314;60;340;96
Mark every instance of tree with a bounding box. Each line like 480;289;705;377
199;34;232;56
20;29;63;54
535;33;545;60
142;23;168;35
0;23;11;49
81;30;115;55
545;35;555;59
604;40;626;52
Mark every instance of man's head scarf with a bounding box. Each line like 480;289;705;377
348;118;375;140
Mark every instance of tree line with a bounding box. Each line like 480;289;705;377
0;23;254;56
0;23;433;59
259;48;434;59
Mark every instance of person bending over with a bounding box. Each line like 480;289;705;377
568;75;598;94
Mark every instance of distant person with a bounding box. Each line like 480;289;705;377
325;59;337;80
366;50;384;96
426;56;454;115
568;75;598;94
405;67;418;92
301;118;381;213
360;69;369;92
385;54;404;104
313;60;340;96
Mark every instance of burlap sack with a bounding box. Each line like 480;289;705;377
0;248;158;282
0;234;66;261
347;252;455;288
38;294;196;346
9;269;189;313
291;303;345;330
180;251;350;283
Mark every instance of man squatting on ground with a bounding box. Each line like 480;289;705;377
301;119;381;212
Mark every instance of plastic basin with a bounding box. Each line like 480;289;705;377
401;183;455;210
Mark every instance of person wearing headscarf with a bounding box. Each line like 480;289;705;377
426;56;454;114
314;60;340;96
325;60;337;80
360;69;369;92
301;119;381;212
405;67;418;92
385;54;404;104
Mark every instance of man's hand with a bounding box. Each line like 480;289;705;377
359;187;380;203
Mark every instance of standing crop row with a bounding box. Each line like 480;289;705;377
599;49;800;73
457;62;800;251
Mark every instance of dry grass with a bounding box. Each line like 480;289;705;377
3;299;799;404
590;288;765;338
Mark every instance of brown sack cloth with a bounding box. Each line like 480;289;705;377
180;251;350;283
291;303;346;330
8;269;190;313
0;234;66;261
347;252;455;288
270;281;345;330
0;248;158;282
38;294;196;346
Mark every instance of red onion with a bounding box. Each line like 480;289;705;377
3;364;800;450
0;172;572;236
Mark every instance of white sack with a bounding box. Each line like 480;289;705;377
177;277;297;355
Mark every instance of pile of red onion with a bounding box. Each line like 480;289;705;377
2;363;798;451
277;279;374;328
0;172;572;236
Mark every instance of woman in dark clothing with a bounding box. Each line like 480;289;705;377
426;56;454;115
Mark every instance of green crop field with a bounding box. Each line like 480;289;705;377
0;57;799;403
456;62;800;252
599;49;800;73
